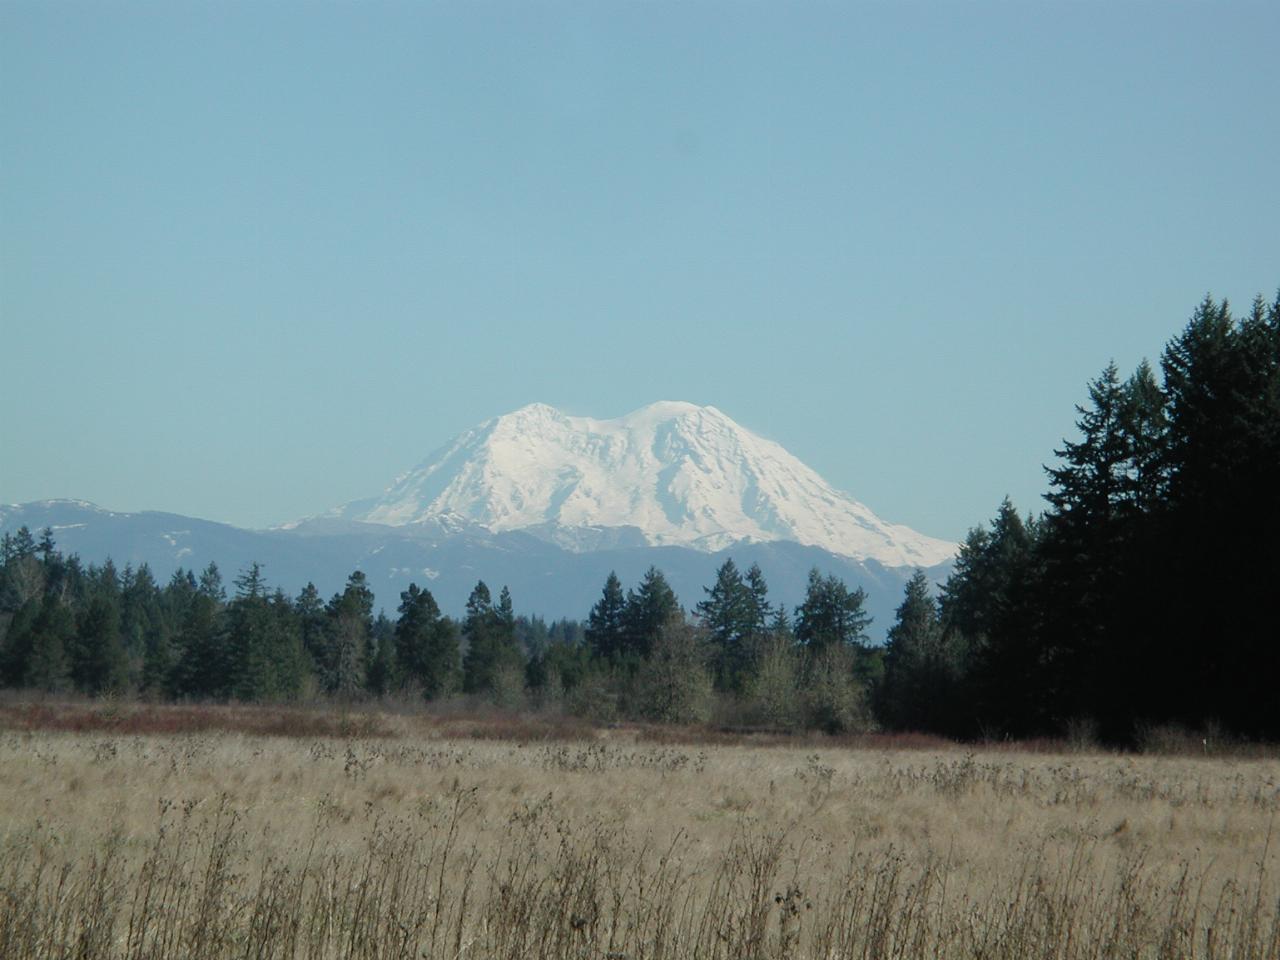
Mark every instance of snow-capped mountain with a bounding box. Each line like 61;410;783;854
323;401;955;569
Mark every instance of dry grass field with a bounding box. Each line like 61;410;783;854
0;702;1276;959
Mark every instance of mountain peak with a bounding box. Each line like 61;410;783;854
501;402;567;422
502;400;716;426
626;399;706;418
328;403;955;567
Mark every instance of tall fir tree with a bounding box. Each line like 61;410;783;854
171;581;225;699
461;581;523;697
227;563;275;701
794;569;871;651
622;567;679;661
1039;365;1135;732
73;589;130;694
940;499;1041;737
365;612;397;697
395;583;459;699
37;528;56;565
9;527;36;560
879;570;947;731
294;582;327;673
1118;360;1169;516
585;572;627;662
1154;292;1280;736
324;571;374;698
24;595;73;691
695;559;756;692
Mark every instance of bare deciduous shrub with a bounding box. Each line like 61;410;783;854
801;645;869;734
634;618;714;725
489;663;528;711
565;671;621;725
745;633;802;731
1065;715;1101;752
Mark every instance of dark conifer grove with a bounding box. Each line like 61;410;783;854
878;291;1280;743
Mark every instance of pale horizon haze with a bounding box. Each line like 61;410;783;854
2;1;1277;543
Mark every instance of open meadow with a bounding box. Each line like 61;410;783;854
0;702;1276;959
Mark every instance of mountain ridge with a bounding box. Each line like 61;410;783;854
322;401;955;569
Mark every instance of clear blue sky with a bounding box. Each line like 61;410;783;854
2;1;1276;542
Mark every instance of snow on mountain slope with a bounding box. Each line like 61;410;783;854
326;401;956;568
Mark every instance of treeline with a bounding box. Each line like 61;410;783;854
0;529;880;730
878;292;1280;743
3;291;1275;742
0;540;572;708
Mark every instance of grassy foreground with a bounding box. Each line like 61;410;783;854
0;704;1277;959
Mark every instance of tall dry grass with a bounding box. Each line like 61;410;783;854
0;713;1276;958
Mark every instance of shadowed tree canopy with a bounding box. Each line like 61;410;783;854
794;569;870;651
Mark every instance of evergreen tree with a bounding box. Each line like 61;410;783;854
585;572;627;662
226;563;274;700
1;548;46;611
140;617;175;698
879;570;946;730
460;580;492;695
73;589;130;694
1154;292;1280;736
167;567;199;598
37;527;56;564
1119;360;1169;515
695;558;761;692
1161;295;1241;508
1044;362;1129;528
10;527;36;560
461;581;523;697
366;613;397;696
294;582;327;672
497;586;514;629
769;604;791;637
526;625;591;702
270;589;311;699
494;586;522;703
515;615;551;667
549;619;584;646
158;569;199;688
171;583;225;699
217;569;309;702
940;499;1041;737
24;595;73;691
789;570;873;732
395;583;459;699
324;571;374;698
116;564;162;690
61;555;89;609
794;569;871;650
744;563;772;636
198;562;226;602
622;567;679;661
235;562;266;601
1039;365;1135;730
0;599;40;686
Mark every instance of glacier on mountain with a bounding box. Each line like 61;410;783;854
326;401;956;569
